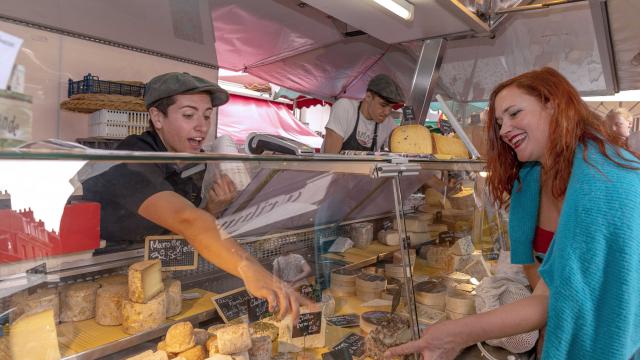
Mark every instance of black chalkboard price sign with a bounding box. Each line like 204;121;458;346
332;333;366;358
322;347;353;360
327;314;360;328
212;288;251;323
144;235;198;270
247;296;272;323
292;311;322;338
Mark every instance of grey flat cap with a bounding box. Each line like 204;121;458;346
144;72;229;109
367;74;405;104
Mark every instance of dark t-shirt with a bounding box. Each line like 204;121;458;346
81;130;203;247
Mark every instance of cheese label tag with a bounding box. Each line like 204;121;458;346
327;314;359;328
292;311;322;338
332;333;365;358
247;296;272;323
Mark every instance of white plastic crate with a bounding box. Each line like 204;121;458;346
89;109;149;138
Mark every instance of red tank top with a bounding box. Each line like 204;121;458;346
533;226;554;255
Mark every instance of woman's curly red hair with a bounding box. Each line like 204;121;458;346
486;67;638;207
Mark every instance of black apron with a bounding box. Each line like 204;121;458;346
340;102;378;152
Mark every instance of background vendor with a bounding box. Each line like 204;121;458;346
322;74;404;153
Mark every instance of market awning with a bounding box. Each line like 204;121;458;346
217;94;323;149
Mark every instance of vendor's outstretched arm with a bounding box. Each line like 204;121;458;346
386;280;549;359
322;128;344;154
139;191;307;320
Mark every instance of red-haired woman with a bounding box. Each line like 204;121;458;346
386;67;640;359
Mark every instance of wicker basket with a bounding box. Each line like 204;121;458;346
61;93;146;113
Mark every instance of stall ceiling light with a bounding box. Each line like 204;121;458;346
373;0;414;21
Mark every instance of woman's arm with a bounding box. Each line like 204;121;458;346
386;280;549;359
139;191;306;320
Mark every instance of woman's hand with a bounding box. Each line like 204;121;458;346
385;320;467;360
205;174;237;217
238;260;310;321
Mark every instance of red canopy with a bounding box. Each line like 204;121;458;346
217;94;323;149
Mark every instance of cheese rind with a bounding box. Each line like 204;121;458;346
122;292;166;334
96;284;128;325
10;309;61;360
177;345;205;360
129;260;165;303
10;288;60;323
216;323;252;354
377;229;400;246
449;236;475;256
60;281;100;322
164;279;183;317
96;274;128;287
248;335;272;360
389;124;433;154
165;322;196;353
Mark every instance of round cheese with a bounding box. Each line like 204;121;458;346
330;268;361;286
414;280;446;311
389;124;433;154
248;335;271;360
384;263;412;280
447;272;472;284
164;279;182;317
392;249;416;265
96;274;128;287
249;321;279;355
177;344;205;360
60;282;100;322
10;288;60;323
216;323;252;355
193;328;209;346
165;322;196;353
95;284;128;326
355;273;386;291
445;290;476;315
351;222;373;249
122;292;166;335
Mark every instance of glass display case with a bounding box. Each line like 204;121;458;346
0;149;529;360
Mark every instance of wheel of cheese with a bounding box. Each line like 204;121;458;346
248;335;272;360
122;292;166;335
205;334;218;356
164;279;182;317
377;229;400;246
193;328;209;346
356;288;383;302
392;249;416;265
96;274;128;287
165;321;196;353
445;290;476;315
389;124;433;154
351;222;374;249
360;311;403;334
355;273;386;292
60;281;100;322
249;321;279;355
384;263;412;280
331;268;361;286
177;344;205;360
414;280;446;311
216;323;252;355
447;272;471;284
10;288;60;323
95;283;128;325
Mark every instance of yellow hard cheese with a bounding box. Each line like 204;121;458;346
389;124;433;154
432;134;469;158
10;309;61;360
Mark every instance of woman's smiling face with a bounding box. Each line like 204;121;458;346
495;85;554;163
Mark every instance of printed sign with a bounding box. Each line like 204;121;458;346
145;235;198;270
292;311;322;338
327;314;360;328
247;296;272;323
212;288;251;323
332;333;366;358
0;31;23;90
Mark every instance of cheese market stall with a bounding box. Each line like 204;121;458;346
1;0;637;359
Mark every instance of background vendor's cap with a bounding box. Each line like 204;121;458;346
144;72;229;108
367;74;405;104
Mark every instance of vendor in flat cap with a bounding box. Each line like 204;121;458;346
322;74;405;153
78;72;306;320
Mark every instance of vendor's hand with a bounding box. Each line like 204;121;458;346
206;174;237;216
239;261;311;321
384;321;465;360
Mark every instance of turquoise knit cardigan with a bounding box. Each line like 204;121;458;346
509;143;640;359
